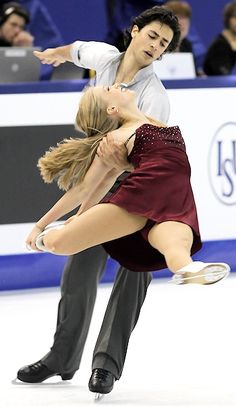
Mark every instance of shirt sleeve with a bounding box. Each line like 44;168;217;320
70;41;119;71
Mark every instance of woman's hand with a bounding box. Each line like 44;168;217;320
97;134;133;172
25;225;44;251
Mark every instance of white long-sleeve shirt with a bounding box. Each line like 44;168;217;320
70;41;170;124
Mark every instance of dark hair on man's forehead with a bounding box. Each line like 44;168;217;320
123;6;181;53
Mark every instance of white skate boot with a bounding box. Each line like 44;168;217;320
35;223;65;252
172;261;230;285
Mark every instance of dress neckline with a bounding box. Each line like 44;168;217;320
136;123;180;132
127;123;181;159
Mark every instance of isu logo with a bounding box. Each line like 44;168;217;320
208;122;236;205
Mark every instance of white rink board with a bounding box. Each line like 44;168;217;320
167;87;236;240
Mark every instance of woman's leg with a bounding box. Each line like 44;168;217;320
42;204;147;255
147;221;230;284
147;221;193;273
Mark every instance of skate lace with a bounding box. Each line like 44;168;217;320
94;369;109;381
31;361;43;371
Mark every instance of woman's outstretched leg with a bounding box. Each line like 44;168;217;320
40;203;147;255
147;221;230;284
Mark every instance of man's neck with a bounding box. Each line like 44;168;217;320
115;50;144;83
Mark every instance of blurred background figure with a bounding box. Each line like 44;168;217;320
204;0;236;76
163;1;192;52
0;0;64;79
163;0;195;76
0;1;33;46
163;1;206;75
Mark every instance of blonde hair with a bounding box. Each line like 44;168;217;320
38;87;120;191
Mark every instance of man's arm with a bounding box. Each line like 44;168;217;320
34;41;119;69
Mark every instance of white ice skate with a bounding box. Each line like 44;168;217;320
172;261;230;285
35;223;65;252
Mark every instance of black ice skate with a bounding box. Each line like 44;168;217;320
89;368;115;400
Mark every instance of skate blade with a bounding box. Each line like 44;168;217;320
171;265;230;285
94;393;105;401
12;378;20;385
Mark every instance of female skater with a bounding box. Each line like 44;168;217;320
26;83;230;284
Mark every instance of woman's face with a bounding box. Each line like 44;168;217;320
92;83;136;112
130;21;174;66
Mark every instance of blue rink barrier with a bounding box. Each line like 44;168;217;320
0;239;235;291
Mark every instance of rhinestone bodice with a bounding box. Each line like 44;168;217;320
129;123;186;167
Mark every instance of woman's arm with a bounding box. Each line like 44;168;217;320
78;169;122;215
77;134;133;214
39;154;121;227
27;154;122;249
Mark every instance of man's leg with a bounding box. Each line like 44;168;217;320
17;245;109;382
89;268;152;393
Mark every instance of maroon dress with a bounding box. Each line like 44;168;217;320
102;123;202;272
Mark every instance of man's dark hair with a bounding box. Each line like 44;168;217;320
123;6;180;53
0;2;30;26
223;1;236;29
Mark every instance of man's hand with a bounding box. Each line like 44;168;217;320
97;133;133;172
34;45;72;66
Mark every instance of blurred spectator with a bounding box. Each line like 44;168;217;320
204;0;236;76
0;0;64;79
163;1;192;52
0;2;33;46
163;1;206;75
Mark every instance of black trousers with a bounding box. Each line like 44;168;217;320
42;245;152;379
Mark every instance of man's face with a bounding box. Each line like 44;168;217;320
0;14;26;44
228;16;236;36
130;21;174;67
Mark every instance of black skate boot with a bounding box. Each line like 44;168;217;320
17;360;75;383
88;368;115;397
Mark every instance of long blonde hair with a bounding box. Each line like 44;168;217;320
38;87;120;191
